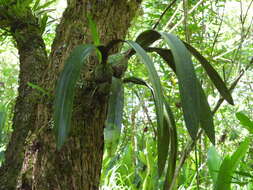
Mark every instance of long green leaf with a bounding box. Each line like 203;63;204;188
198;83;215;144
158;109;171;176
105;77;124;141
126;40;164;135
160;32;200;140
132;30;217;142
123;76;174;178
126;41;167;177
163;100;178;189
214;156;231;190
133;30;234;105
236;112;253;134
230;137;250;171
132;30;224;139
127;30;161;57
215;138;250;190
54;44;96;149
146;47;215;144
104;77;124;156
184;42;234;105
207;146;222;183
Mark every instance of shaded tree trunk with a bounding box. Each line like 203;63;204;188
0;5;49;189
0;1;142;189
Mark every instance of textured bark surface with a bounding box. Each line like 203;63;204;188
1;0;141;190
0;6;48;189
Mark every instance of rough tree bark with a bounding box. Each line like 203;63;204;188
0;4;49;189
0;1;142;189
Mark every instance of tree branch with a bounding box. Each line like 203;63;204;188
152;0;178;29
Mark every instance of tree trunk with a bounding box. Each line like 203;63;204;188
0;1;141;189
0;5;49;189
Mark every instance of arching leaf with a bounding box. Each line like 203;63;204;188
133;29;233;106
127;30;161;57
124;41;167;176
135;30;161;47
125;42;168;176
54;44;96;149
126;41;164;137
146;46;215;144
160;32;200;140
184;42;234;105
123;75;178;179
145;47;176;72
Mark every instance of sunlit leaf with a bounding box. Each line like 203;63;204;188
34;0;55;11
207;146;222;183
54;44;96;149
40;14;48;34
32;0;41;11
214;156;231;190
230;137;250;171
236;112;253;134
87;14;100;46
215;138;250;190
87;14;102;62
